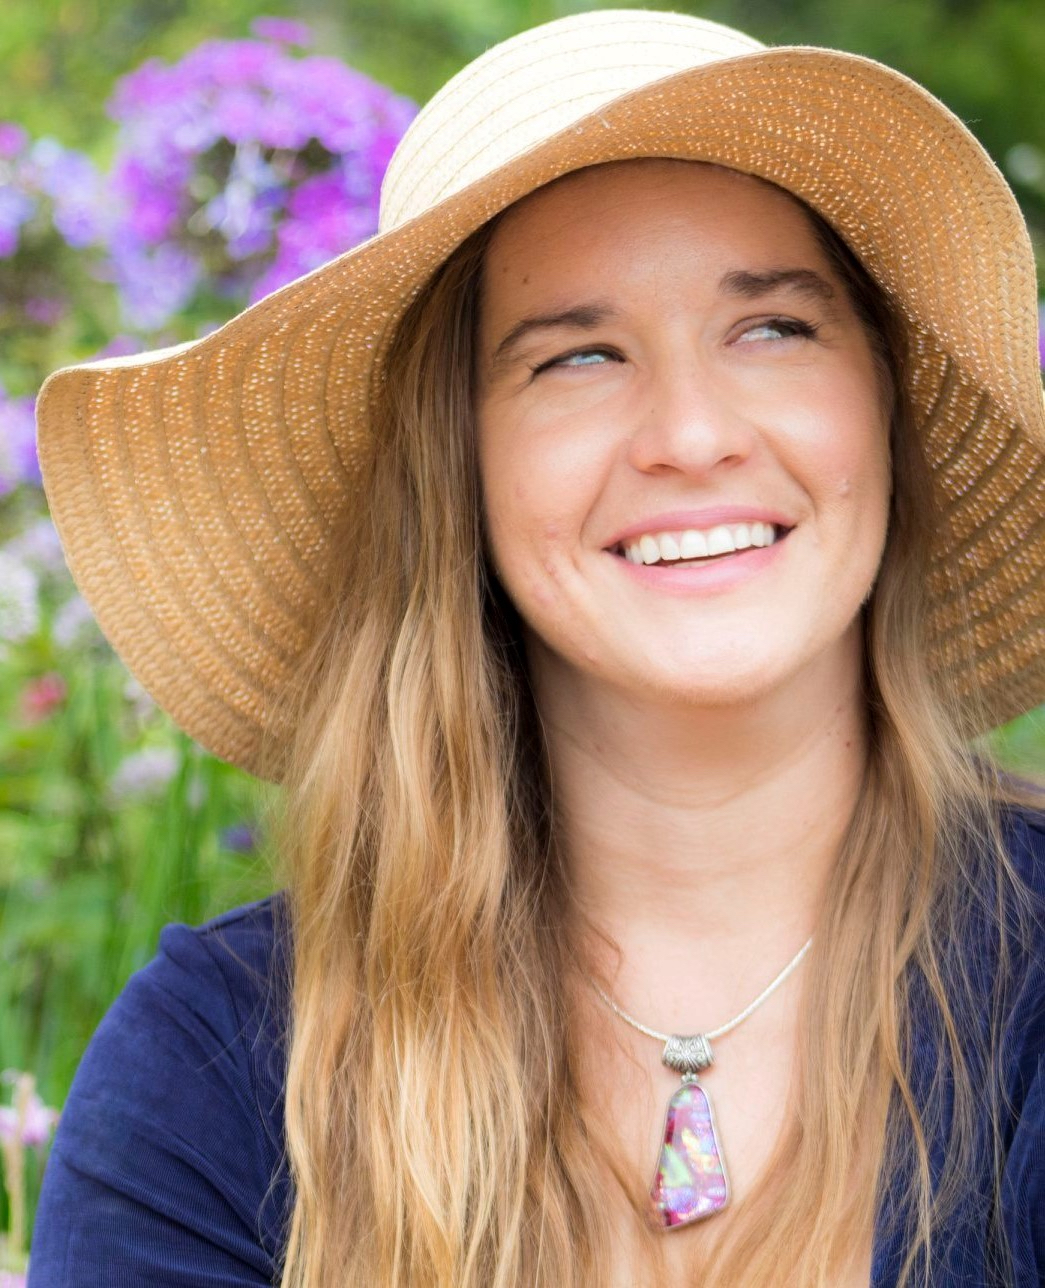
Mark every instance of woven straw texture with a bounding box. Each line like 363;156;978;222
35;9;1045;782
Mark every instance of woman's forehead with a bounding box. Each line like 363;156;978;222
480;158;832;303
501;156;797;220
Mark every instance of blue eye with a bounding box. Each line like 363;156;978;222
739;318;819;343
531;347;619;375
561;350;609;366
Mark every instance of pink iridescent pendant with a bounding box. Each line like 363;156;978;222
648;1035;730;1229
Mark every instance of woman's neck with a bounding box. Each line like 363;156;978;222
531;632;869;1027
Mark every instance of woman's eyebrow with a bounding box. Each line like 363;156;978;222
488;269;836;371
718;267;837;302
489;302;619;370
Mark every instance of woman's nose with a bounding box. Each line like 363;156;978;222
624;359;756;477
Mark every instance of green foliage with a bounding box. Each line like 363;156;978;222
0;496;276;1254
0;683;277;1101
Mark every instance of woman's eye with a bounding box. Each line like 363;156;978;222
531;347;619;374
737;317;819;344
527;321;817;376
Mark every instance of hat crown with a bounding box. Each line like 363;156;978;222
378;9;764;234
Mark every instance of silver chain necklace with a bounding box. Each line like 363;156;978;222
585;935;813;1231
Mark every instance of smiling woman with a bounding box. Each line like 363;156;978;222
476;161;892;715
26;10;1045;1288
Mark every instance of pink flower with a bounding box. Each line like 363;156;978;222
23;296;67;326
18;672;67;723
0;1078;58;1149
251;17;313;47
0;121;27;158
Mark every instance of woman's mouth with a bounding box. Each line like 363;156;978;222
611;522;793;566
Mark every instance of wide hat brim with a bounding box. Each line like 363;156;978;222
35;15;1045;783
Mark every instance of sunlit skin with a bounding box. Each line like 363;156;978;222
473;159;888;1281
476;159;890;714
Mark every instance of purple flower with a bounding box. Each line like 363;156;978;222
0;185;36;258
0;1072;59;1147
249;169;378;298
0;552;40;650
175;39;283;93
251;17;313;47
110;58;187;116
263;56;417;157
220;822;258;853
0;131;107;261
23;295;67;325
3;517;66;576
53;593;101;649
110;153;185;244
199;143;284;258
101;36;416;330
212;87;270;146
0;121;28;158
26;138;108;247
0;388;40;493
123;675;158;720
88;333;145;361
105;240;203;331
108;747;179;802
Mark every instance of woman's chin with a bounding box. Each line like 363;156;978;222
580;651;798;711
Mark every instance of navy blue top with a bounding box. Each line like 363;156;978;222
27;807;1045;1286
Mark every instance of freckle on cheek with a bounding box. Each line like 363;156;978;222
527;579;554;609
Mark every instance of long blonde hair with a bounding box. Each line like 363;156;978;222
265;162;1041;1286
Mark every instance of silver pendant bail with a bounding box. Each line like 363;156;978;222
661;1033;714;1076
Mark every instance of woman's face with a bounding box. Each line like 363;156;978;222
474;160;892;711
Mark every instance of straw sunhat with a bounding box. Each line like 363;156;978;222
36;8;1045;782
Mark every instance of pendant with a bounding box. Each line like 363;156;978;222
648;1034;730;1229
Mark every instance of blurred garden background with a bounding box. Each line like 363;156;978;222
2;0;1045;1276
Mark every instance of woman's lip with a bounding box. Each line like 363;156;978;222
606;507;797;548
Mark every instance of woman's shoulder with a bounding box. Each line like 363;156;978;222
998;794;1045;912
91;887;291;1132
126;890;291;1108
152;889;290;1018
993;795;1045;1102
28;893;292;1285
992;793;1045;985
995;801;1045;1280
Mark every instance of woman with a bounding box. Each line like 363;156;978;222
27;9;1045;1287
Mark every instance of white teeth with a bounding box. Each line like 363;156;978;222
639;534;661;565
679;529;709;558
621;522;781;565
657;534;681;561
706;525;737;556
